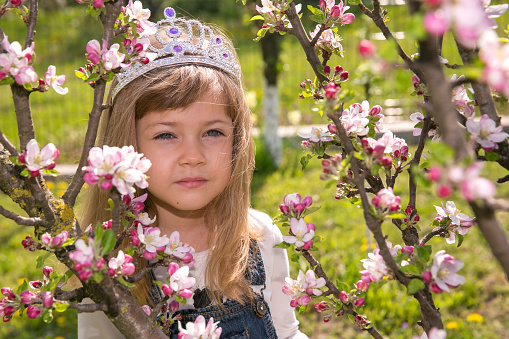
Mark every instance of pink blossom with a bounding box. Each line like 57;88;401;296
69;238;95;268
466;114;508;151
41;291;53;308
298;127;334;143
108;250;136;277
141;305;152;315
164;231;195;265
358;39;376;58
83;145;151;196
360;249;388;282
309;25;344;56
44;65;68;95
304;270;326;296
169;266;196;299
20;291;36;305
355;280;369;292
354;298;365;307
22;139;59;176
430;250;465;293
435;201;475;243
256;0;277;14
423;270;432;283
423;10;448;36
436;184;452;198
86;39;102;65
14;63;38;85
283;218;315;248
102;43;125;71
124;1;157;36
178;315;222;339
137;225;169;254
328;1;355;25
339;291;348;302
282;270;312;306
314;301;328;312
323;82;338;99
372;188;401;212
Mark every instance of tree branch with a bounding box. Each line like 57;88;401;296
284;2;328;83
419;227;446;246
0;204;44;226
28;176;55;226
70;302;108;313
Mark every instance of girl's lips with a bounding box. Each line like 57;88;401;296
176;178;207;188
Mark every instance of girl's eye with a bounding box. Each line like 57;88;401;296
204;129;224;137
154;133;175;140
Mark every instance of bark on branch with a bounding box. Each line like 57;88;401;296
0;204;44;226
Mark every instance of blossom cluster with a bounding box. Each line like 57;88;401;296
161;262;196;301
282;269;326;307
279;193;313;219
254;0;302;38
423;250;466;293
410;112;439;141
371;187;401;213
17;139;60;177
282;217;315;250
361;130;410;170
178;315;222;339
434;201;475;244
340;101;385;137
0;36;67;93
69;238;102;281
427;162;496;201
0;266;56;322
82;145;151;196
299;65;349;100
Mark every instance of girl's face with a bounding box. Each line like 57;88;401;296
135;93;234;215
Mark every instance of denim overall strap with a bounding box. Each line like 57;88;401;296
164;240;278;338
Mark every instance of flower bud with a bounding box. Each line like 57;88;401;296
107;268;116;277
102;219;112;230
327;123;337;134
161;284;173;296
430;283;442;294
95;258;105;270
302;195;313;208
179;289;193;299
302;240;313;250
143;250;157;261
319;0;327;10
334;65;343;75
18;153;26;164
405;205;414;215
361;272;372;283
436;183;452;198
290;299;299;308
20;291;36;305
78;269;92;281
42;291;53;308
131;235;140;247
29;281;42;289
339;291;348;303
1;287;16;300
294;203;305;214
41;233;52;246
460;220;475;228
26;305;41;319
141;305;152;315
356;280;369;292
3;306;15;317
354;298;365;307
330;5;340;18
314;301;327;312
401;246;414;256
378;156;393;168
74;262;82;271
422;270;432;283
168;300;180;312
427;166;441;182
371;196;380;207
100;180;113;191
323;65;331;74
340;71;349;81
279;204;290;214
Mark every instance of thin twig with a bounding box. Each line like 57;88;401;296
0;204;44;226
419;227;446;246
28;177;55;226
310;23;326;47
24;0;38;49
69;302;108;313
0;129;19;156
54;287;86;302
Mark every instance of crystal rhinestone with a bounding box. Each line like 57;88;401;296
164;7;175;18
222;53;229;58
169;27;179;35
173;45;183;53
216;37;222;45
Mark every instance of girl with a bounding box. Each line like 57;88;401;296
78;7;307;339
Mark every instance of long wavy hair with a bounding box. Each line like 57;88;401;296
79;32;257;306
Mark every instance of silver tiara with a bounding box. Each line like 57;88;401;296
111;7;241;101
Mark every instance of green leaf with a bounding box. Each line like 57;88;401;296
309;14;324;24
0;76;14;86
20;168;30;177
300;154;312;170
117;276;135;288
54;303;69;312
75;70;87;80
254;28;268;42
274;242;291;249
105;71;116;82
36;252;52;269
85;72;100;82
41;168;59;176
307;5;321;15
100;229;116;256
388;212;406;219
107;198;114;210
93;272;103;284
23;82;32;91
457;234;464;248
400;264;421;276
250;15;264;21
291;253;300;262
17;279;28;295
416;245;430;262
407;278;425;295
485;152;500;162
336;281;350;293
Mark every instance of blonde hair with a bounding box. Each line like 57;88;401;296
80;33;258;306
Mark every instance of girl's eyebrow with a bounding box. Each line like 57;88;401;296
143;119;232;131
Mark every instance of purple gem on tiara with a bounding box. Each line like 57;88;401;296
173;45;183;53
222;53;229;59
164;7;176;18
216;37;222;45
169;27;179;35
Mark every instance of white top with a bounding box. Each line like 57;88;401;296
78;209;308;338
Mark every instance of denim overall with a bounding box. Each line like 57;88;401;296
153;241;278;338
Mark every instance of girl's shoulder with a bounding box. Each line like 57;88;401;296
248;208;283;247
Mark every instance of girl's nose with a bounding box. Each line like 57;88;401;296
178;138;206;166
